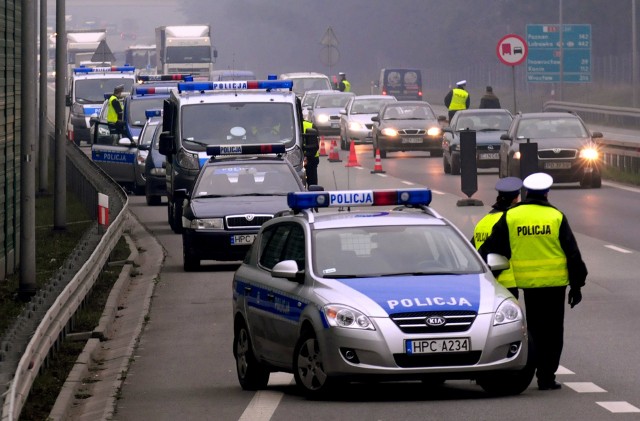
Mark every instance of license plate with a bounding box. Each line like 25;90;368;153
231;234;256;245
331;122;340;128
479;153;499;160
544;161;572;170
406;337;470;354
402;137;423;144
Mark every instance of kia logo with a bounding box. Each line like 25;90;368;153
426;316;446;326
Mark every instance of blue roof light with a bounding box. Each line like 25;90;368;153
287;189;432;210
138;74;193;82
72;66;135;74
135;86;174;95
177;79;293;93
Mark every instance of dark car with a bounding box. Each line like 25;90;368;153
498;112;603;188
442;109;513;175
371;101;443;158
179;144;307;271
141;113;166;206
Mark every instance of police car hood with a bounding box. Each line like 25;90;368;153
190;195;290;217
314;274;498;317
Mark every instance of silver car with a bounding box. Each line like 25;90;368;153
232;188;533;398
308;91;355;137
339;95;397;150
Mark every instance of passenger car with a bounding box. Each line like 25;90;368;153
300;89;326;120
279;72;333;99
232;189;533;397
371;101;443;158
308;91;355;137
339;95;397;150
179;144;306;271
141;112;165;205
498;112;603;188
442;109;513;175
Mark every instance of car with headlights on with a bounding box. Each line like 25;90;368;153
338;95;397;150
308;91;355;137
442;109;513;175
498;112;603;188
371;101;443;158
178;143;307;271
232;188;533;398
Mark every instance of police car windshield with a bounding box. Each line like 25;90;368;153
192;163;302;198
181;103;296;148
313;225;484;278
74;78;135;103
128;97;167;127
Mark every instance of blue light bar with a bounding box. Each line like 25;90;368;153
287;189;432;210
206;143;287;156
138;74;193;82
72;66;136;74
135;86;174;95
145;109;162;119
177;79;293;93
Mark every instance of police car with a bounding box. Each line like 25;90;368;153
141;110;166;206
179;144;307;271
232;189;533;397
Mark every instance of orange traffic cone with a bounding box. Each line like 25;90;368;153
328;139;342;162
371;149;386;174
319;136;327;156
345;140;361;167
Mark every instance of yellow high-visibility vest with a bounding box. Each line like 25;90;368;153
474;212;516;289
448;88;468;111
107;95;120;123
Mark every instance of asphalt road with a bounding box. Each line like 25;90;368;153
109;145;640;421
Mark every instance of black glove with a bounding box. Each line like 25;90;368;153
568;288;582;308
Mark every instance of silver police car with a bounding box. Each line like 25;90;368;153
232;189;533;398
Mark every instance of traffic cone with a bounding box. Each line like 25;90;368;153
319;136;328;156
328;139;342;162
345;140;360;167
371;149;386;174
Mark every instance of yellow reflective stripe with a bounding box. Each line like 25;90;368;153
512;257;566;268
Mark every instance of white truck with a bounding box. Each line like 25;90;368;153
155;25;216;80
66;29;109;73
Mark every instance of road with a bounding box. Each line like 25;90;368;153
107;142;640;420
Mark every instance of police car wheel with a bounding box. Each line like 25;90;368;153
234;321;270;390
170;202;183;234
293;330;337;397
477;363;535;396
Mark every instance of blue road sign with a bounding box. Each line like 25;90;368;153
526;24;591;83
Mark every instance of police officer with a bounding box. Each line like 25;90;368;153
251;114;280;141
478;172;587;391
472;176;522;298
338;72;351;92
302;119;319;186
444;80;470;121
107;84;125;138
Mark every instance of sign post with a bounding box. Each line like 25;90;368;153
496;34;528;114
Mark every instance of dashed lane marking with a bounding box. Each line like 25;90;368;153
555;365;575;375
402;180;414;185
596;401;640;413
604;245;632;254
238;373;293;421
564;382;607;393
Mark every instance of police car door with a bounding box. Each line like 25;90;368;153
91;119;137;183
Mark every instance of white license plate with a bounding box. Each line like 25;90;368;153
406;337;470;354
231;234;256;245
331;122;340;128
479;153;499;160
402;137;423;144
544;161;572;169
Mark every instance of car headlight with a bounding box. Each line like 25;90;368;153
187;218;224;230
513;151;521;160
579;147;599;160
150;167;166;176
427;126;442;136
494;298;523;326
176;148;200;170
381;127;398;137
316;114;330;123
349;121;365;131
323;304;375;330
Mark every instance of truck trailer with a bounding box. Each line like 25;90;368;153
155;25;216;80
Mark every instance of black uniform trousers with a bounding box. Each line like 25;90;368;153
305;156;319;187
523;286;566;384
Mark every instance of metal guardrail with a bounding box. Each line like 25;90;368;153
0;138;128;421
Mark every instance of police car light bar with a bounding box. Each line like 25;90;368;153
287;189;432;210
138;74;193;82
135;86;174;95
73;66;136;74
177;80;294;93
206;143;287;156
145;109;162;119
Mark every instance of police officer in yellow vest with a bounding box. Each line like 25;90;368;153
444;80;470;122
473;177;522;298
302;119;320;186
338;72;351;92
107;84;125;138
479;172;587;391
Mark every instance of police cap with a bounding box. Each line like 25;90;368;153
523;172;553;192
338;72;345;76
495;177;522;194
456;80;467;86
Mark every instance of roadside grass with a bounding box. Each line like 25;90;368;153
603;165;640;186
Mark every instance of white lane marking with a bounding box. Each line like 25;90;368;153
402;180;414;185
238;373;293;421
597;401;640;413
555;365;575;375
564;382;607;393
375;173;388;178
604;244;632;254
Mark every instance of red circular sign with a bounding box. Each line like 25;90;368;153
496;34;528;66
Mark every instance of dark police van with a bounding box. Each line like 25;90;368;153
377;68;423;100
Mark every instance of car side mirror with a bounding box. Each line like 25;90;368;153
487;253;510;272
339;109;346;115
118;137;134;147
138;144;150;151
174;188;188;201
272;260;303;282
591;131;603;139
371;115;380;122
89;116;100;126
65;95;72;107
158;131;175;156
500;134;511;141
443;127;453;134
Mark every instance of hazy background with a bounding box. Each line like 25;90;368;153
59;0;637;109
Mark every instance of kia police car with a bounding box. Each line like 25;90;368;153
232;189;533;397
179;144;307;271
